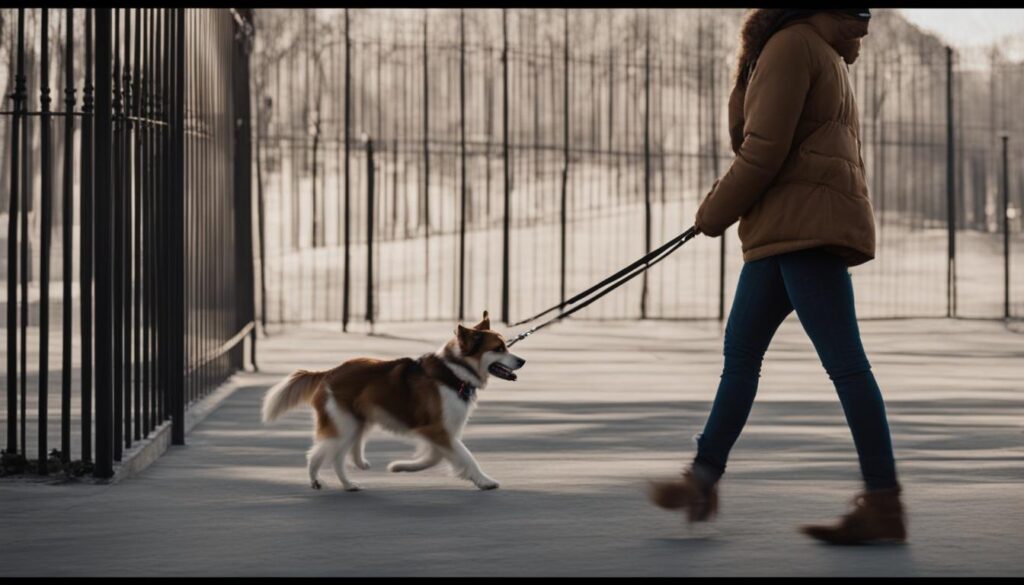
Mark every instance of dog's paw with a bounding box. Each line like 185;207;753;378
474;477;500;491
354;459;372;470
387;461;412;472
311;479;323;490
343;482;363;492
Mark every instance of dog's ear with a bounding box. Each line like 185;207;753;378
456;324;483;354
473;310;491;331
456;323;474;344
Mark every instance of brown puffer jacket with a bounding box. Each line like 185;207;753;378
694;10;875;266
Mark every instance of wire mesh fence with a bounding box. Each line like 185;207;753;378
252;8;1023;329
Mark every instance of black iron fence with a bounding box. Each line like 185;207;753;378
0;8;256;478
3;7;1018;478
252;9;1023;328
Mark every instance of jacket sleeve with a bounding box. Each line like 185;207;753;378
695;29;814;237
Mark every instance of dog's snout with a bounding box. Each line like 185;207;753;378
514;356;526;367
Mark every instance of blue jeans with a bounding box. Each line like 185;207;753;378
694;247;898;491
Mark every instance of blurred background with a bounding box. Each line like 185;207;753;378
247;8;1023;327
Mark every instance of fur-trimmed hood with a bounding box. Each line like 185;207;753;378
734;10;869;91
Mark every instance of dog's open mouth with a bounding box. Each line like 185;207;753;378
488;363;518;381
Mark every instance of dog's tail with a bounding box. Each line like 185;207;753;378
261;369;328;423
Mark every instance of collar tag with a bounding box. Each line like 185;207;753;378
457;381;477;402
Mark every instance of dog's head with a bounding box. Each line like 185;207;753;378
454;310;526;382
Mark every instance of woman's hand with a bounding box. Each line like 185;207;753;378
694;178;720;237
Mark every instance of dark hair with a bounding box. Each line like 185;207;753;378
737;10;824;87
736;9;871;87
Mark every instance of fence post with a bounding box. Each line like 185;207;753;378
422;10;430;320
168;8;186;446
5;9;25;457
81;8;95;463
1002;133;1010;320
641;11;650;319
254;69;268;338
946;45;956;318
366;137;375;326
112;8;125;461
561;10;570;309
232;8;257;370
501;9;511;325
342;8;351;332
458;9;466;322
62;7;76;464
710;22;725;322
38;7;52;472
94;7;114;478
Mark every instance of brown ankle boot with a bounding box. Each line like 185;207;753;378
647;468;719;522
801;486;907;545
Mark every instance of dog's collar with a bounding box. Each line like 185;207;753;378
416;354;477;403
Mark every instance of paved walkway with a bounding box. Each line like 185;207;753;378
2;318;1022;576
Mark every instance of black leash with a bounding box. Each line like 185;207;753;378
506;225;698;348
509;225;699;328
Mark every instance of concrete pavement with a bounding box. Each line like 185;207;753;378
1;318;1022;576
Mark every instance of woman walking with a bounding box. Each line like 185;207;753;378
648;9;906;545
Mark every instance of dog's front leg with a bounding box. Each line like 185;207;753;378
445;439;499;490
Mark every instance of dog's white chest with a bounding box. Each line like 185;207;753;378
438;385;475;437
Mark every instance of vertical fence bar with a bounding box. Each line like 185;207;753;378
255;79;268;340
187;7;197;394
232;9;257;369
310;17;320;252
561;9;570;309
641;11;651;319
342;8;351;332
123;8;134;448
61;8;76;464
19;8;30;458
94;7;114;478
156;7;165;425
140;7;151;436
458;9;466;322
143;8;153;428
19;9;31;456
168;7;186;445
946;45;956;318
115;8;125;456
38;7;53;472
132;7;142;442
1003;133;1010;320
711;23;725;322
149;5;158;415
501;9;510;325
422;10;430;320
112;8;124;461
81;8;95;463
6;9;26;456
367;138;375;325
158;8;169;426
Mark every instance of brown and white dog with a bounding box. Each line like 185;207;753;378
261;311;525;492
